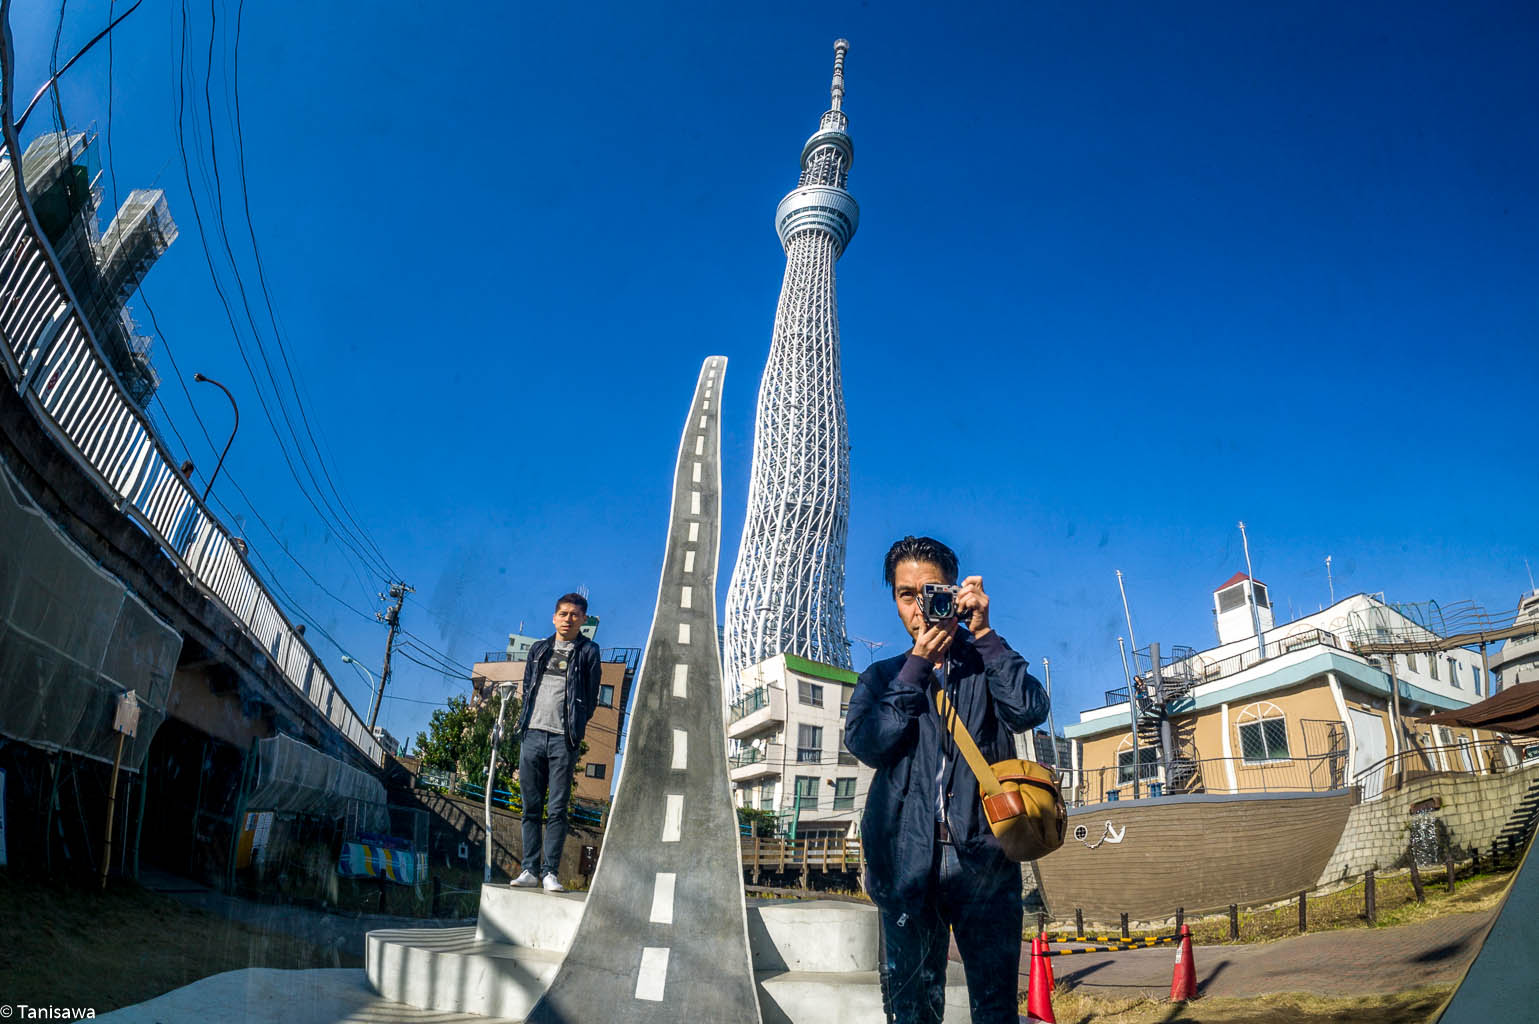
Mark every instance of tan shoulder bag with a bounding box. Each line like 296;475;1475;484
935;690;1067;862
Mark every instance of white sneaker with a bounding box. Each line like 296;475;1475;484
512;870;539;887
542;873;565;892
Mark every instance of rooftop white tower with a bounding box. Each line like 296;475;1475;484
724;40;858;697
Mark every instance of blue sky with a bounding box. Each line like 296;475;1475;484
10;1;1538;748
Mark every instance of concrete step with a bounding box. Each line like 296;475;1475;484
368;885;978;1021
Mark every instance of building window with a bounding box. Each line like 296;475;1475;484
840;686;852;716
1117;745;1159;785
760;783;776;811
1217;584;1247;613
798;681;824;707
1448;660;1460;689
584;762;606;779
838;728;857;766
794;775;819;811
1237;703;1290;762
1404;652;1417;673
798;724;823;763
833;777;856;811
1251;581;1270;609
1429;655;1439;681
598;683;615;707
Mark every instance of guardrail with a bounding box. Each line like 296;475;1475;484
0;138;380;766
417;770;607;828
1351;737;1522;801
1060;750;1351;806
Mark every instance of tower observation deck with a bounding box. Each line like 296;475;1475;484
724;40;858;698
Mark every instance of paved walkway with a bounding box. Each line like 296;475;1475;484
1018;909;1495;998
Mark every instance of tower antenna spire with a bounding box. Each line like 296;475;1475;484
830;39;850;111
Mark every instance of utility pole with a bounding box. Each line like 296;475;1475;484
370;582;413;732
1115;570;1139;658
1325;555;1335;605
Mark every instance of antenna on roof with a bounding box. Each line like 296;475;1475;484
1526;559;1536;595
1325;555;1335;604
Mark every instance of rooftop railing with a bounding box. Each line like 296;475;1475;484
1097;629;1345;710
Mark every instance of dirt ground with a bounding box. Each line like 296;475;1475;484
1035;987;1450;1024
0;871;362;1014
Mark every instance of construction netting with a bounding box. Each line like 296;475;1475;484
0;462;179;769
246;732;387;832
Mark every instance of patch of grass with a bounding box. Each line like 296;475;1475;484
1034;985;1450;1023
1039;866;1513;946
0;871;361;1013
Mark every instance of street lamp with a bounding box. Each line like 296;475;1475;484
192;373;238;502
485;681;517;882
340;655;377;717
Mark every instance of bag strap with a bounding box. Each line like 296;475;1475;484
934;690;1002;797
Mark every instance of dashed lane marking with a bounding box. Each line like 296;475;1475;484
690;490;701;514
649;873;677;925
684;550;695;573
688;522;699;541
695;435;704;455
698;415;706;428
672;664;688;698
661;794;684;842
635;946;670;1001
680;585;693;609
671;729;688;771
692;462;701;482
678;623;691;644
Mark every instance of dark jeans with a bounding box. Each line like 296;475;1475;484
518;729;574;877
879;841;1023;1024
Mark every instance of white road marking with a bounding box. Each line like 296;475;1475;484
688;522;699;541
672;664;688;698
678;623;691;644
671;729;688;771
702;400;709;409
649;873;677;924
680;585;693;609
690;490;701;515
698;415;706;427
683;550;695;573
635;946;670;1001
661;794;684;842
692;462;701;482
695;435;704;455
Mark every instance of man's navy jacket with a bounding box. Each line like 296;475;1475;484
845;629;1050;916
515;633;603;749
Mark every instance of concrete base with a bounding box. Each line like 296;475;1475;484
367;885;977;1022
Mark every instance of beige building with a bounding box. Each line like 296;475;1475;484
470;645;639;805
1066;585;1503;806
727;653;873;839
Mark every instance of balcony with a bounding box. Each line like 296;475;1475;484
727;684;786;740
729;742;783;783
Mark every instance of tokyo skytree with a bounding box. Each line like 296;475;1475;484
724;40;858;697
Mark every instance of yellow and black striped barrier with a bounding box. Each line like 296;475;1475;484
1041;935;1178;957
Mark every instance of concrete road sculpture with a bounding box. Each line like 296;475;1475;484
525;357;760;1023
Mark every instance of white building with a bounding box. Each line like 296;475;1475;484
726;654;873;839
1490;590;1539;692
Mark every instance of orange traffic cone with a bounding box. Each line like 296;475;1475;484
1041;932;1056;992
1169;923;1197;1002
1026;935;1057;1023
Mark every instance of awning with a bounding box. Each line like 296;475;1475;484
1420;681;1539;737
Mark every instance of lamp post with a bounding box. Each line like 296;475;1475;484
192;373;238;501
340;655;377;725
485;682;516;882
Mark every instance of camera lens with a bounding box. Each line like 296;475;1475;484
932;593;954;618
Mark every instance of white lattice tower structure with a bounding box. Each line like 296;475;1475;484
724;40;858;699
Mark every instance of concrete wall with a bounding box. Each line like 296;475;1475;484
1317;761;1539;884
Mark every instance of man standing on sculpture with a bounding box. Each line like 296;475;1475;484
513;593;602;892
846;537;1050;1023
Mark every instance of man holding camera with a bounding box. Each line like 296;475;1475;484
512;592;602;892
845;536;1050;1023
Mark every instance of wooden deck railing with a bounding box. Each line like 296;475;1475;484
739;835;862;885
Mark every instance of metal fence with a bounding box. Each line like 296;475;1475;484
423;772;606;829
1060;750;1351;807
1351;738;1522;801
0;135;379;765
1098;629;1346;709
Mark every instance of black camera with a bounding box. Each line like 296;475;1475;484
919;583;966;624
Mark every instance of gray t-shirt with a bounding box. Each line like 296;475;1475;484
528;639;575;736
